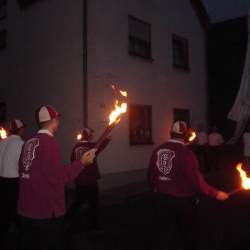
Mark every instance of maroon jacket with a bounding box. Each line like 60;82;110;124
18;131;85;219
71;138;110;186
148;139;218;198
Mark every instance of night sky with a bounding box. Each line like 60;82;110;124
202;0;250;23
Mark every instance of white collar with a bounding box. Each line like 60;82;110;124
38;129;53;137
168;139;185;145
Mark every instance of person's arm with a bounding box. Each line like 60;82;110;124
184;150;228;200
9;139;24;175
43;141;96;185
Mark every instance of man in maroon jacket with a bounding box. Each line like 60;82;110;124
17;105;97;250
67;127;110;231
148;120;229;250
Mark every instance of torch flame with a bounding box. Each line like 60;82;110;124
109;101;127;125
0;127;7;139
76;133;82;141
188;131;196;142
236;162;250;190
120;91;128;97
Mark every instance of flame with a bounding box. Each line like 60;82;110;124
76;133;82;141
188;131;196;142
0;127;7;139
111;84;128;98
236;162;250;189
120;91;128;97
109;101;127;125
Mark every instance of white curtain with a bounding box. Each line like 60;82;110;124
227;14;250;143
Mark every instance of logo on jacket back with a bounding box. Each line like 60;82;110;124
22;138;39;178
75;146;89;161
156;149;175;176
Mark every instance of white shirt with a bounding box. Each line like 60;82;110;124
243;132;250;157
0;135;24;178
208;132;224;146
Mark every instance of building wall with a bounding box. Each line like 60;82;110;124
1;0;208;190
2;0;84;159
87;0;208;188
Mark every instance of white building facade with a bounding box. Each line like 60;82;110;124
0;0;208;190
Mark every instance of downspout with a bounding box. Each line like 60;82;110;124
83;0;88;127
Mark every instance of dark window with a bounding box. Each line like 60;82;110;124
18;0;41;9
128;16;152;60
172;34;189;70
173;108;190;127
129;104;153;145
0;29;6;49
0;0;7;20
0;102;6;124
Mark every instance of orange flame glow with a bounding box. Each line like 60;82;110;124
109;101;127;125
76;133;82;141
188;131;196;142
0;127;7;139
236;163;250;190
120;91;128;97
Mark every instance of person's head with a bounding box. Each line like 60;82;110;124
9;118;26;136
170;120;188;141
80;127;94;141
36;105;60;134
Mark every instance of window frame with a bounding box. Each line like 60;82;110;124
129;104;153;146
172;34;190;71
128;15;152;61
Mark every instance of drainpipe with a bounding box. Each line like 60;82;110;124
83;0;88;127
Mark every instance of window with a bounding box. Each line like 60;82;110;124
0;102;6;124
18;0;41;9
129;104;153;145
0;0;7;20
128;16;152;59
0;29;6;49
172;34;189;70
173;108;190;127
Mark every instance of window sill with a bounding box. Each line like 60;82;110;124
129;52;154;63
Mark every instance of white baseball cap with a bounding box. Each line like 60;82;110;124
9;118;25;131
171;120;188;135
37;105;60;123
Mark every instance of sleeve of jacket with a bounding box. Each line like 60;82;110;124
44;140;85;185
184;150;218;198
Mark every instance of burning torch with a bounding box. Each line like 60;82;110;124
95;85;128;149
229;162;250;195
0;127;7;140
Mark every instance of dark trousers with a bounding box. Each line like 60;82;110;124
0;177;19;246
67;183;99;230
18;216;65;250
153;193;197;250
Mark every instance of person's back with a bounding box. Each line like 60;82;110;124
0;135;24;177
18;132;74;218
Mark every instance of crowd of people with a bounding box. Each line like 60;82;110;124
0;104;233;250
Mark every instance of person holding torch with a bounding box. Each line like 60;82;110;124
17;105;97;250
67;127;110;231
148;120;229;250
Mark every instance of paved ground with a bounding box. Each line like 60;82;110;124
3;145;250;250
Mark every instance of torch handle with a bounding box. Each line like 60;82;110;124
95;124;115;149
228;187;242;196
